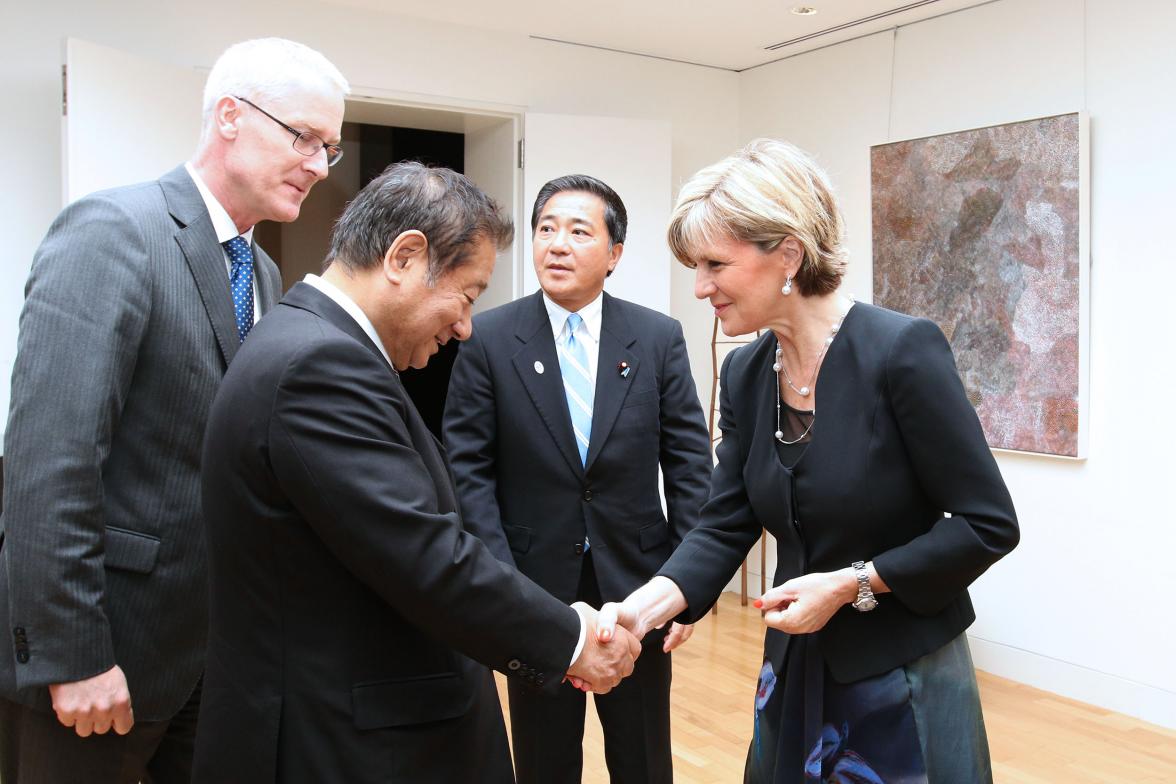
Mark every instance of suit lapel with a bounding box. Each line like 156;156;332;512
253;245;280;312
161;166;240;367
284;283;457;509
511;293;584;478
282;282;393;373
585;294;638;471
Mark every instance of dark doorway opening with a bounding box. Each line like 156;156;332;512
360;125;464;440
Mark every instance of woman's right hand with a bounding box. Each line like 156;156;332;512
594;576;689;645
596;600;647;643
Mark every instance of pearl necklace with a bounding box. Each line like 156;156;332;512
775;396;815;445
773;299;853;444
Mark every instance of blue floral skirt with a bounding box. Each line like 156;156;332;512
746;632;991;784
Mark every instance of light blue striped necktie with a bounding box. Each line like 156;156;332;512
558;312;594;465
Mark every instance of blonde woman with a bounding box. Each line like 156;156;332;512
598;139;1019;783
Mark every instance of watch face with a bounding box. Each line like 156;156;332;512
854;596;878;612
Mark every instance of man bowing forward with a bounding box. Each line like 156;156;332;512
195;164;640;783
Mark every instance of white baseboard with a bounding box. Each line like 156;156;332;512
967;634;1176;730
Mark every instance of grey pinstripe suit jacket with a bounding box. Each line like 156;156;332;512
0;165;281;721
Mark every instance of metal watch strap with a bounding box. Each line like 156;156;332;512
851;560;877;611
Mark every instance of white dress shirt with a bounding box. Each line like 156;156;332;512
184;162;261;323
543;290;604;380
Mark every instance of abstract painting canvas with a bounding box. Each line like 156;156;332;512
871;113;1088;458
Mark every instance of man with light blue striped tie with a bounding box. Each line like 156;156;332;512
444;174;713;784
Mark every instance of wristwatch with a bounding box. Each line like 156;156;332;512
851;560;878;612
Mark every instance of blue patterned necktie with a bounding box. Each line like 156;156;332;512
223;235;255;344
558;313;594;465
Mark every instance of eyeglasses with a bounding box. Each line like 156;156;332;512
234;96;343;167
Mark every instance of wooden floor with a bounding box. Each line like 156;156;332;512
498;591;1176;783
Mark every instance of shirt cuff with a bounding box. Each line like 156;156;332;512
568;603;589;668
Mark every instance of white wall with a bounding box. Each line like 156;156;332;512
6;0;1172;731
523;112;673;314
464;117;519;314
730;0;1176;728
0;0;739;445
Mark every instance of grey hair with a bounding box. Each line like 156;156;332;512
326;161;514;283
201;38;349;127
668;138;847;297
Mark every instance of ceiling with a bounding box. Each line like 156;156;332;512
324;0;993;71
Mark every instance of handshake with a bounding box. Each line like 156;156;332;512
563;580;693;694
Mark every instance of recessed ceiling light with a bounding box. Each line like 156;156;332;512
791;5;818;15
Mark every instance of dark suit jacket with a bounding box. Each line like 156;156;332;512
0;166;280;720
443;291;712;605
658;303;1019;682
193;283;581;783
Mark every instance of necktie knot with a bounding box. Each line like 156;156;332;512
565;312;583;339
224;235;253;269
223;236;255;344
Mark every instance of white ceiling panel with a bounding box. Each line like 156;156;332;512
322;0;994;70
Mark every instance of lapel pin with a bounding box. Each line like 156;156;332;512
618;361;631;378
534;360;545;374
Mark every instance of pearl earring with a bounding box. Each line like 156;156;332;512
781;276;793;296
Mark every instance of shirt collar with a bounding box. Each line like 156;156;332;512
542;290;604;342
184;162;254;245
303;274;394;370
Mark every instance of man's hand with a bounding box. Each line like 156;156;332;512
566;603;641;694
48;665;134;737
569;577;690;690
662;622;694;653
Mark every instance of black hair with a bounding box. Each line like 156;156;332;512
530;174;627;248
326;161;513;281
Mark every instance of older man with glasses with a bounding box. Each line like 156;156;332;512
0;38;348;783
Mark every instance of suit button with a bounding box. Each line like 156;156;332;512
507;659;521;671
16;651;28;663
582;490;592;501
573;543;584;555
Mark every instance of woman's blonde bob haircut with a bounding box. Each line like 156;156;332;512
667;138;847;297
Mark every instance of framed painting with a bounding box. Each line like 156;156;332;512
871;112;1089;458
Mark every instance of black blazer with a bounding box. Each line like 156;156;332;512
0;166;281;720
443;291;712;604
658;303;1019;682
193;284;581;783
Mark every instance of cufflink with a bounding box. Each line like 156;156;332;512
618;361;630;378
